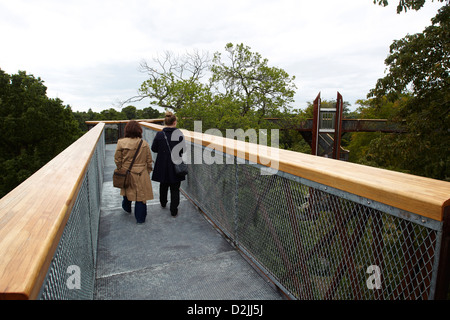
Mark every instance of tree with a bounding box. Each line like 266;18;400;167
374;0;447;13
137;106;162;119
122;105;137;119
210;43;297;121
0;69;82;197
134;44;297;135
367;4;449;180
99;108;123;120
136;50;211;112
346;97;409;164
72;105;164;133
370;5;449;102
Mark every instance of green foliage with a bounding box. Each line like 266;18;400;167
346;97;408;164
366;4;449;180
0;69;82;197
0;68;163;198
211;43;297;120
139;106;164;119
373;0;446;13
137;51;212;112
138;43;297;135
370;5;449;102
72;105;163;132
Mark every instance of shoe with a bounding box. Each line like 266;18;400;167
171;209;178;217
161;202;167;208
122;204;131;214
137;221;145;225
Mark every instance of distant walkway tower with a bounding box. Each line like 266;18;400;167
311;92;345;160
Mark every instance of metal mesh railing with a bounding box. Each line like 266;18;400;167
142;125;445;300
233;164;440;300
38;131;105;300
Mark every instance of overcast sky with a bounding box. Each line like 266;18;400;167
0;0;445;113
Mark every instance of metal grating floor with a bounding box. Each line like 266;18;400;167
94;144;284;300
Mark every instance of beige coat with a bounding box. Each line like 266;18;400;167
114;137;154;202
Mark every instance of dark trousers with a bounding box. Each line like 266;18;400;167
160;182;181;214
122;196;147;223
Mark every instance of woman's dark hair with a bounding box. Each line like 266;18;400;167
124;120;142;138
164;111;177;126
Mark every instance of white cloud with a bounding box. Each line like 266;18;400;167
0;0;445;112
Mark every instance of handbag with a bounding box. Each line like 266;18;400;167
113;139;143;188
163;131;188;177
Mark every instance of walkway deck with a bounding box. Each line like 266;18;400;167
94;144;285;300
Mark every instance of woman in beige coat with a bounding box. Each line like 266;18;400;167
114;121;153;224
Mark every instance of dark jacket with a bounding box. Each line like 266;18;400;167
151;127;186;184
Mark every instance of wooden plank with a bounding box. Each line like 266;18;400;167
0;123;105;300
141;122;450;221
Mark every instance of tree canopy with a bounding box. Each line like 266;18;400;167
210;43;296;119
72;105;163;132
374;0;447;13
136;43;296;135
363;3;449;180
0;69;82;197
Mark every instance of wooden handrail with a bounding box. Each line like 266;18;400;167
0;123;105;300
141;122;450;222
85;119;164;125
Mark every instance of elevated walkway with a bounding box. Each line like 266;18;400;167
1;122;448;300
94;144;284;300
